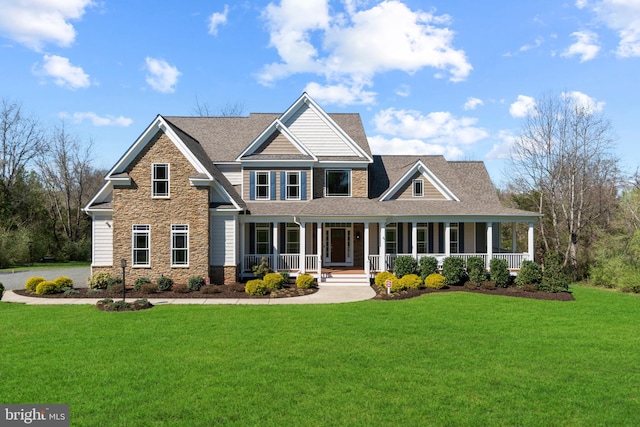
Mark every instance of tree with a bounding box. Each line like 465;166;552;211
192;96;244;117
508;92;620;278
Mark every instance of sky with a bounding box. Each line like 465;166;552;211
0;0;639;187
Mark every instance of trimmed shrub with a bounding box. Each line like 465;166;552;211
480;281;497;290
263;273;285;290
245;279;268;296
419;257;439;280
280;272;290;283
108;283;124;296
442;257;465;286
489;258;511;288
156;276;174;292
393;256;418;278
25;276;46;292
390;276;406;293
89;272;113;290
374;271;396;289
0;282;4;300
251;257;271;279
466;257;486;286
515;260;542;288
187;276;205;292
134;277;151;291
424;273;446;289
296;274;315;289
400;274;422;290
541;253;570;293
53;276;73;292
63;288;80;295
35;280;58;295
140;283;157;294
522;284;538;292
173;284;190;293
87;288;103;296
201;285;221;294
464;281;478;290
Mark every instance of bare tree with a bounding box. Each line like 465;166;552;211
192;96;244;117
509;93;620;277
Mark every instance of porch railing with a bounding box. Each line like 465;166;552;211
370;252;529;273
243;254;320;273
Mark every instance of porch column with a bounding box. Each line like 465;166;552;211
528;222;535;261
379;222;386;271
239;221;245;274
445;222;451;257
273;222;279;272
300;221;306;274
364;222;370;276
512;223;517;253
486;222;493;268
316;222;322;280
411;221;418;259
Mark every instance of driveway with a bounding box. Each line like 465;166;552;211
0;267;91;290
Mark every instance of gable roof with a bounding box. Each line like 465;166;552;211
379;159;459;201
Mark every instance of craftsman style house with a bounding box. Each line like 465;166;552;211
84;93;539;285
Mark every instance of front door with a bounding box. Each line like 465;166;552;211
331;228;346;263
324;225;353;266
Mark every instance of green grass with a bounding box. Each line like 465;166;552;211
0;260;90;272
1;286;639;426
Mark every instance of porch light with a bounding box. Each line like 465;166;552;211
356;231;361;240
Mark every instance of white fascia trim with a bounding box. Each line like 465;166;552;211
316;160;372;167
239;159;316;167
108;175;131;185
83;181;112;212
189;177;214;186
235;119;317;161
380;160;459;202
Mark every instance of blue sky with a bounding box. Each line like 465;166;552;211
1;0;638;186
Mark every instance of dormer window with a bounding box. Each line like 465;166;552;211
412;179;424;197
326;169;351;197
152;163;169;198
255;171;270;200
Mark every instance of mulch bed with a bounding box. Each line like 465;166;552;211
372;283;575;301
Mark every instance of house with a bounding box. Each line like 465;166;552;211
84;93;539;286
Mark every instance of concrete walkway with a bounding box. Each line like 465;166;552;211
1;285;376;305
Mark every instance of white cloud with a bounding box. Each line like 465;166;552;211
60;112;133;127
208;5;229;36
368;135;465;158
486;130;517;161
395;84;411;97
259;0;471;104
463;97;483;110
561;30;600;61
562;90;605;112
509;95;536;118
579;0;640;57
519;36;544;52
304;80;376;106
145;57;181;93
374;108;488;145
0;0;94;51
34;55;90;90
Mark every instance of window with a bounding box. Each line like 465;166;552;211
417;223;428;253
385;223;397;254
325;169;351;197
171;225;189;266
413;179;424;197
152;163;169;198
286;172;300;200
285;223;300;253
132;225;150;266
256;223;270;254
255;171;269;200
450;222;459;254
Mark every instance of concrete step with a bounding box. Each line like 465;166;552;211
321;273;371;287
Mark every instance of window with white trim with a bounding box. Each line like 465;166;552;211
256;223;270;254
385;223;397;254
171;225;189;266
285;223;300;253
325;169;351;197
286;172;300;200
152;163;169;198
255;172;269;200
132;225;150;266
450;222;459;254
417;223;428;254
413;179;424;197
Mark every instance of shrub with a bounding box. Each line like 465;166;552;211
173;284;190;293
89;272;113;290
466;257;486;286
187;276;205;291
140;283;157;294
63;288;80;295
389;276;406;293
87;288;103;296
515;260;542;288
280;272;290;283
419;257;439;280
541;253;570;293
201;285;221;294
263;273;284;290
374;271;396;289
424;273;446;289
296;274;315;289
464;281;478;290
134;277;151;291
480;281;497;290
35;281;58;295
522;284;538;292
393;256;418;278
442;257;465;285
156;276;174;292
53;276;73;292
400;274;422;290
489;258;511;288
25;276;46;292
108;283;124;295
0;282;4;300
245;279;268;296
251;257;271;279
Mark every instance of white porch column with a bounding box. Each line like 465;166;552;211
512;223;517;253
528;222;535;261
239;220;245;274
486;222;493;268
411;221;418;259
364;222;370;276
379;222;386;271
300;222;306;273
316;222;323;280
445;222;451;257
273;222;279;272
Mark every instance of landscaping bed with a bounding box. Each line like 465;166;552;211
371;283;575;301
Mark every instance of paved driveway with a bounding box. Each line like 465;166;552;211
0;267;91;290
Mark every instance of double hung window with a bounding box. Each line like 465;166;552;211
255;172;270;200
152;163;169;198
171;225;189;266
132;225;150;266
286;172;300;200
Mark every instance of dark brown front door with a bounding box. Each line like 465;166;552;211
331;228;346;263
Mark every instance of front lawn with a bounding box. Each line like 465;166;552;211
0;260;90;272
1;286;638;426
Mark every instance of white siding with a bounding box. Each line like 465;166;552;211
92;213;113;266
210;213;237;265
285;104;359;157
216;163;242;186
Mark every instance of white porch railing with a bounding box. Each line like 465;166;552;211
305;255;318;272
277;254;299;271
243;253;321;273
370;252;529;273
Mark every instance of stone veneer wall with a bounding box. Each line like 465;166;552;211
109;131;210;284
313;167;368;198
